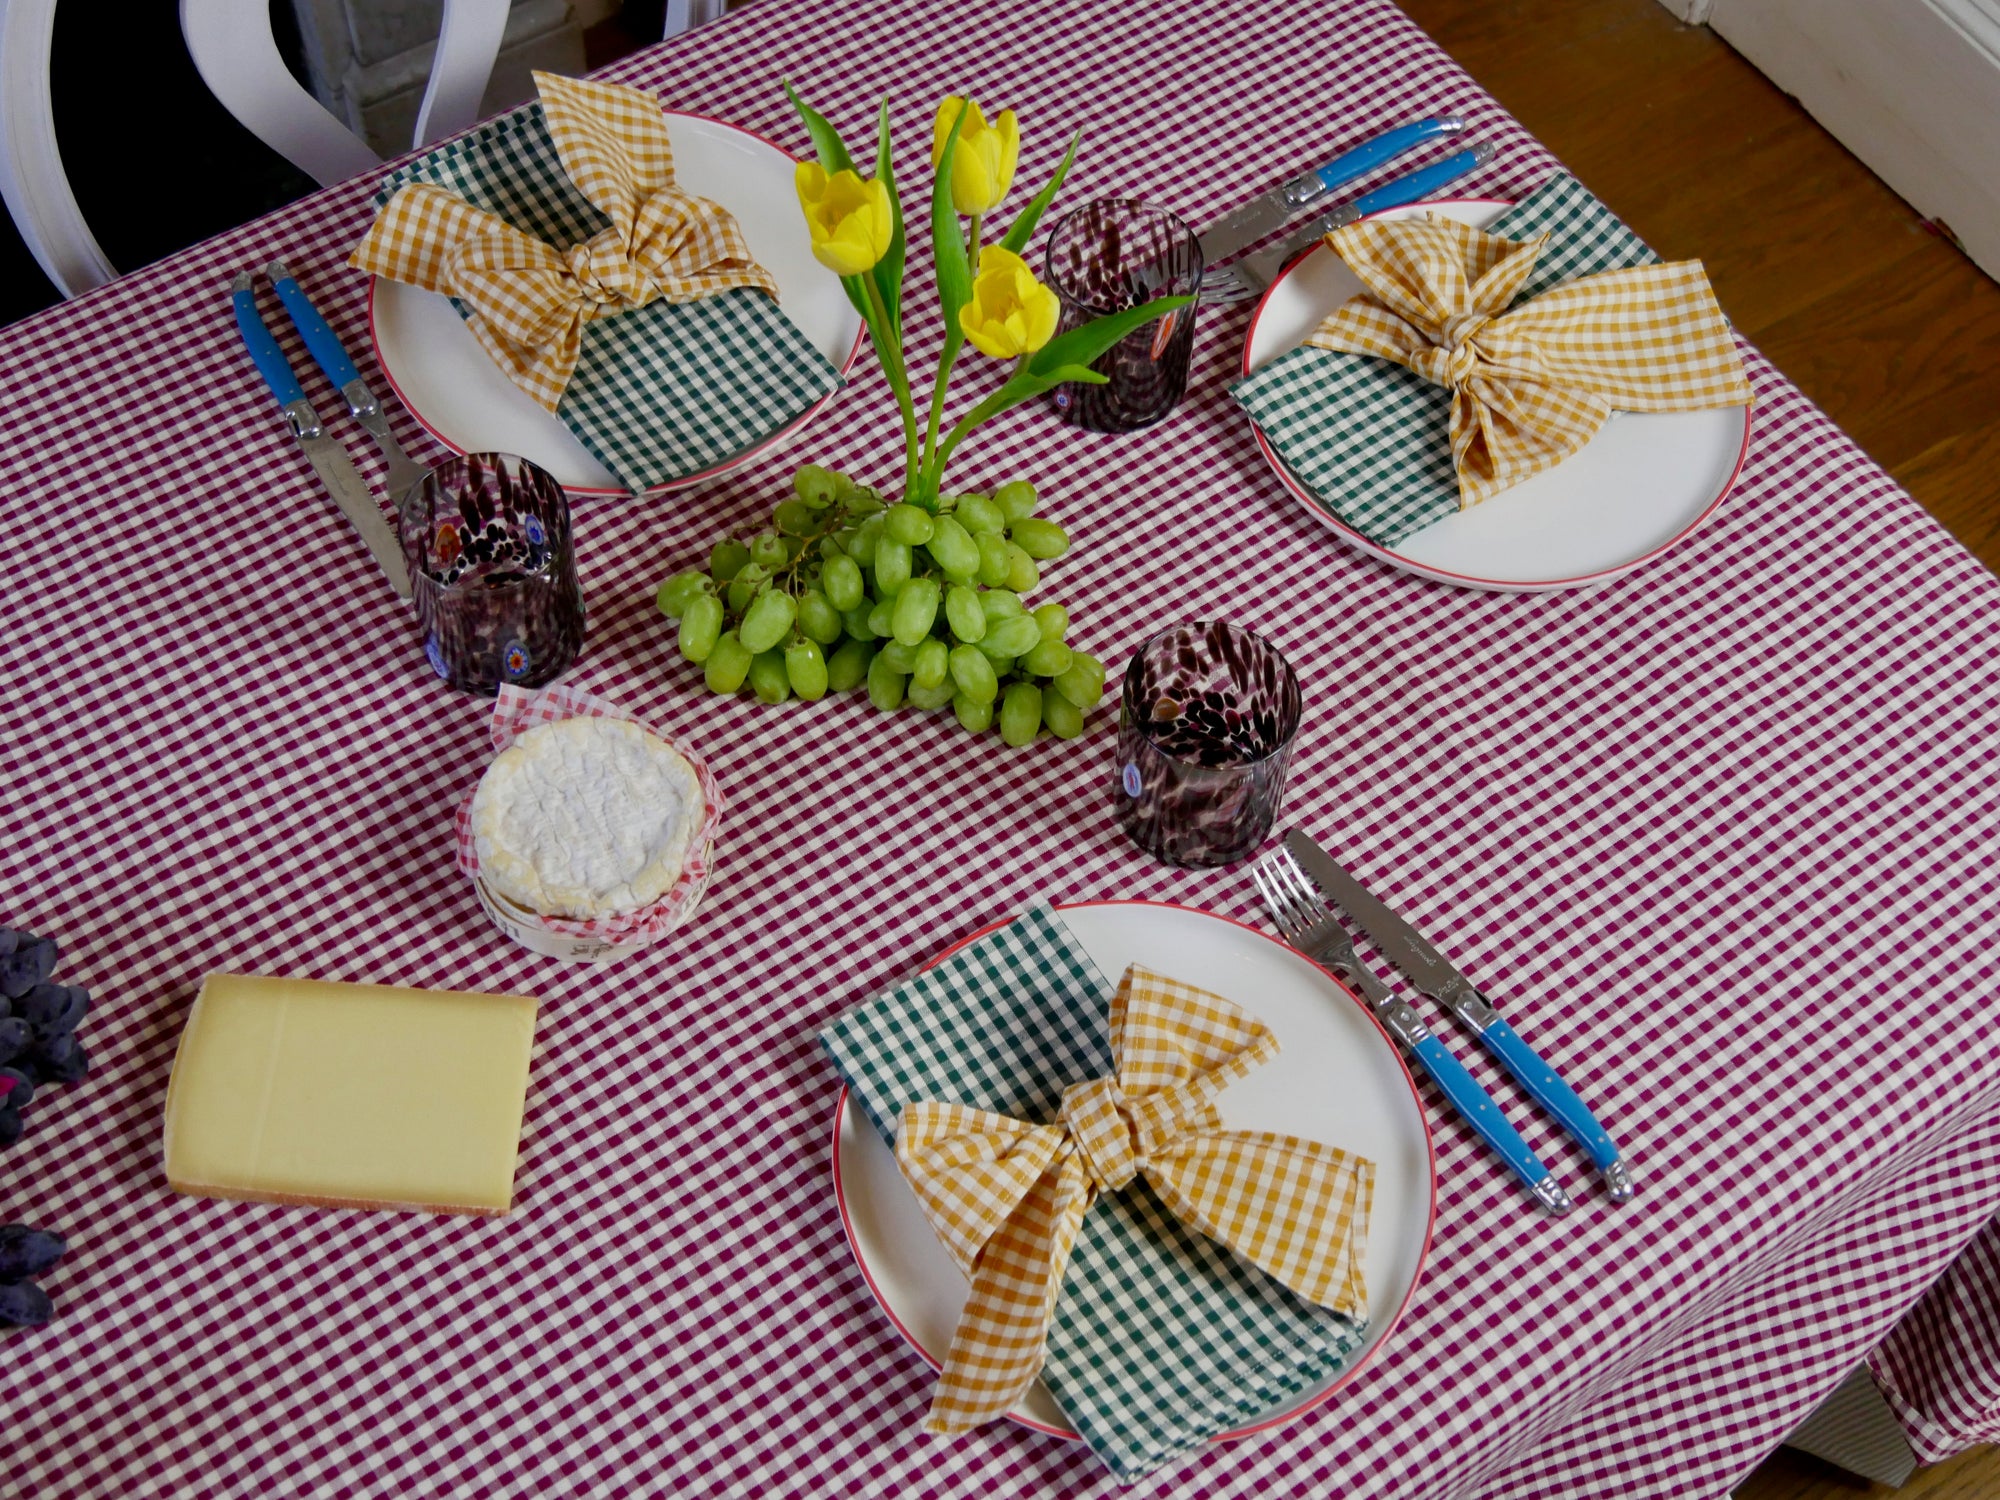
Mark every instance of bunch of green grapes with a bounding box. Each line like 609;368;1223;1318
655;465;1108;746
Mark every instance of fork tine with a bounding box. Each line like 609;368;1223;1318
1197;266;1252;304
1251;850;1318;939
1266;844;1326;918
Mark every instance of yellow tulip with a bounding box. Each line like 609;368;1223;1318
959;246;1059;359
794;161;894;276
931;97;1020;217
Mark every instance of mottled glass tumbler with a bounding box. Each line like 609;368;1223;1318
1113;622;1303;868
1043;199;1203;433
400;452;585;695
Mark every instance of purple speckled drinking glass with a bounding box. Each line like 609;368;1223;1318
1113;621;1303;867
1043;199;1202;433
400;452;585;695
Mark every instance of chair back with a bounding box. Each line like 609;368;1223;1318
0;0;115;297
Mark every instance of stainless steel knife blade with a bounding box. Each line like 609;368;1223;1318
1283;830;1462;1000
292;417;413;599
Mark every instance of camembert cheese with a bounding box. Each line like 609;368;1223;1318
470;716;704;919
163;974;537;1216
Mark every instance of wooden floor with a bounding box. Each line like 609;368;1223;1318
1389;4;2000;1494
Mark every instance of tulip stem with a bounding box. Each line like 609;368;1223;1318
861;274;921;498
918;210;980;509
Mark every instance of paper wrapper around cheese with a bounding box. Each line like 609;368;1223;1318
455;682;722;945
163;974;536;1215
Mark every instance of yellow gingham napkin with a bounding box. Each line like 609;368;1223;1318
896;964;1374;1435
351;71;776;414
1306;211;1751;510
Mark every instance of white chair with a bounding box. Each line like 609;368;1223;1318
664;0;726;36
0;0;509;299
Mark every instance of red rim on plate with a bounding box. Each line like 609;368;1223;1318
366;110;869;499
829;898;1439;1444
1239;198;1753;592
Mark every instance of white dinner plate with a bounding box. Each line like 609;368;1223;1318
1240;199;1752;592
369;111;867;497
831;900;1437;1440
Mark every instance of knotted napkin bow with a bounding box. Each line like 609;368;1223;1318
895;965;1374;1433
350;72;777;414
1306;214;1752;509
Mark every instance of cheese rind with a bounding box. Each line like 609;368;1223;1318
164;974;537;1216
470;717;704;919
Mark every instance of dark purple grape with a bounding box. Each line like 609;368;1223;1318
0;1107;22;1149
0;1018;28;1067
0;1069;32;1110
0;939;54;1000
0;1227;63;1282
36;1034;85;1085
21;984;85;1041
0;1281;52;1327
0;931;16;958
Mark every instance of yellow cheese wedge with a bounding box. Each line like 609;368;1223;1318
164;974;537;1216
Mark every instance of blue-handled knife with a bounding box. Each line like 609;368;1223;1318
267;262;427;504
1198;116;1467;268
231;273;411;598
1284;830;1634;1203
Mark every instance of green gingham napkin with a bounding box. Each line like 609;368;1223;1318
822;904;1368;1481
377;105;843;494
1230;175;1660;546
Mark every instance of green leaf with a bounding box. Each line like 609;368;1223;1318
783;81;855;174
930;101;974;342
841;271;885;354
872;99;904;345
998;130;1079;256
1026;294;1192;378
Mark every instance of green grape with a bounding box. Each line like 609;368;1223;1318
993;480;1038;521
1008;517;1070;560
982;613;1042;658
794;463;838;508
775;499;816;535
944;584;986;643
846;516;882;565
678;593;723;662
704;631;753;693
979;588;1024;621
785;636;829;700
1022;637;1073;677
1052;651;1107;708
822;553;865;611
842;604;879;641
866;598;895;637
1031;603;1069;642
877;639;920;673
655;569;710;618
874;538;912;596
953;693;995;734
726;563;768;614
1004;543;1040;593
912;637;950;690
982;653;1017;675
782;534;806;561
797;588;844;645
925;515;979;580
821;529;851;557
999;681;1043;746
907;678;957;711
884;503;935;545
827;638;875;692
866;653;907;711
956;494;1003;534
739;589;797;654
891;576;941;646
710;538;751;581
948;644;999;704
1042;690;1085;739
975;531;1011;586
748;650;792;704
749;530;790;570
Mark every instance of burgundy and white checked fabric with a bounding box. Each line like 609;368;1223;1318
3;2;1998;1496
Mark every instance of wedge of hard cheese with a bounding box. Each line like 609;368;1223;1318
164;973;537;1216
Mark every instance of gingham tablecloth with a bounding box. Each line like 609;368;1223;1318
4;2;1999;1496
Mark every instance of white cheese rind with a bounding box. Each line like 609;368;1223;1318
470;717;704;919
